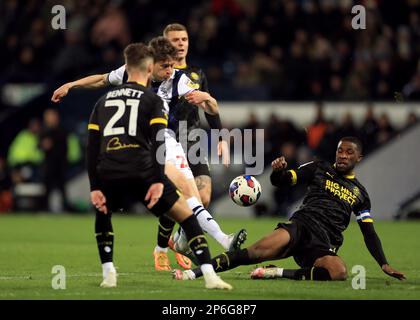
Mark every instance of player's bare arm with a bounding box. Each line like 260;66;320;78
185;91;218;115
51;73;109;102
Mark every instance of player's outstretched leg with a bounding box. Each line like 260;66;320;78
173;227;292;281
173;248;254;281
170;226;248;268
169;196;248;263
95;210;117;288
186;196;248;251
168;199;233;290
250;254;347;281
250;266;333;280
180;215;232;290
251;254;347;281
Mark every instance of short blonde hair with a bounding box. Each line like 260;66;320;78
163;23;187;36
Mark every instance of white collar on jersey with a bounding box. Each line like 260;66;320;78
168;69;178;80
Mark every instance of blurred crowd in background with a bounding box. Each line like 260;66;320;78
0;109;81;213
242;102;418;216
1;0;420;215
1;101;418;214
2;0;420;101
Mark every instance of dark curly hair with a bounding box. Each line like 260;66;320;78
148;36;178;62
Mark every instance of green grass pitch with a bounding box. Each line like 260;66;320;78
0;214;419;300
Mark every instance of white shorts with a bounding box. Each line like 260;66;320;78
165;131;194;180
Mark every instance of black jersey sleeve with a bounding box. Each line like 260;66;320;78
358;220;389;267
86;101;101;191
148;96;169;182
200;70;209;93
205;113;223;130
270;161;317;188
355;197;389;266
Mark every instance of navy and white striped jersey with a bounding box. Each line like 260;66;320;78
108;65;198;132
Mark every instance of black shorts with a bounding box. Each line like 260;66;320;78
184;141;210;178
98;175;179;217
276;219;338;268
189;161;210;178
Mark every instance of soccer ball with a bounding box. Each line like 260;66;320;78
229;175;262;207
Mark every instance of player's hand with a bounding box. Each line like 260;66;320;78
271;156;287;171
145;183;164;209
185;91;209;106
382;264;406;280
91;190;108;214
51;82;72;103
217;140;230;167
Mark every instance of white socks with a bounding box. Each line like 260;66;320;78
154;245;168;253
186;197;230;250
200;263;215;275
102;262;116;278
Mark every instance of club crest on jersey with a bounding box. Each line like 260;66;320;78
352;186;360;197
186;79;199;89
190;72;200;81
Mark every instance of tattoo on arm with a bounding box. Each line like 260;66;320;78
195;175;211;191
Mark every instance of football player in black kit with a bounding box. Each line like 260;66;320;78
87;42;232;290
51;24;247;270
173;137;405;281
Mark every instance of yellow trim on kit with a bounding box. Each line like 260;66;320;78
187;235;206;246
362;218;373;223
95;232;114;236
222;252;230;267
159;223;173;232
88;124;100;131
175;64;187;69
159;232;171;239
136;81;146;86
333;163;356;179
310;267;315;280
289;170;297;186
150;118;168;126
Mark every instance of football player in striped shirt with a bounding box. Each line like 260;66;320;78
152;23;244;272
173;137;405;282
51;36;246;271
